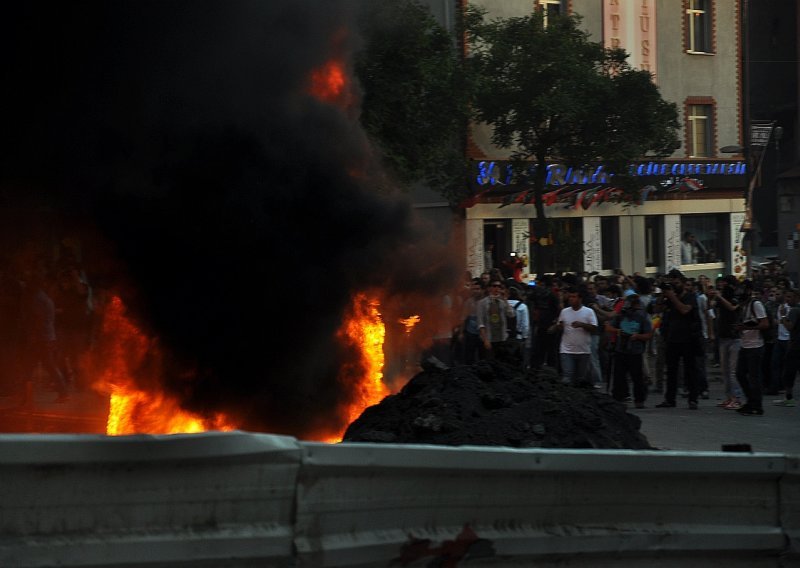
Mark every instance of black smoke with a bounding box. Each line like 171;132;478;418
0;1;460;437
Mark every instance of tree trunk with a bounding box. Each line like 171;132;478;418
532;155;549;279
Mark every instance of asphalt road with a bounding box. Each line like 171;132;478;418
2;361;798;456
627;361;800;455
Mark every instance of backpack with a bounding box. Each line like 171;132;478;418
746;300;776;343
507;300;523;340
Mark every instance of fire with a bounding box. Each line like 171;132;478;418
93;293;395;442
322;293;390;443
399;315;421;333
93;296;237;436
308;54;355;110
309;59;347;102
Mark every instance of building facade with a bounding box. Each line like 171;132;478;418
462;0;749;280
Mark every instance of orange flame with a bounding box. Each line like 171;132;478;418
91;293;395;442
93;296;237;435
399;315;421;333
308;56;355;110
320;293;389;443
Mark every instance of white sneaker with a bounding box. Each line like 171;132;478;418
772;399;796;407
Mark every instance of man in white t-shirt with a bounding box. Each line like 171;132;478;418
735;280;769;416
557;289;598;386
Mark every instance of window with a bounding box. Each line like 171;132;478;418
645;216;663;268
687;103;713;158
680;214;728;264
601;217;619;271
686;0;712;53
537;0;564;28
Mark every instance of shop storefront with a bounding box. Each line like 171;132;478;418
465;160;748;280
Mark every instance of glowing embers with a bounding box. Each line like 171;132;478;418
309;59;347;103
94;296;236;436
399;315;421;333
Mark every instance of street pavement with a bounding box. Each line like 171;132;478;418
627;359;800;455
1;362;798;455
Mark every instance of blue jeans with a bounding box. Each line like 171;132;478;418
589;334;602;386
718;338;743;400
561;353;590;385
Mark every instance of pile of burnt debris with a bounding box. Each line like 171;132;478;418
343;357;655;450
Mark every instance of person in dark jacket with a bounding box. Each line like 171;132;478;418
656;269;703;410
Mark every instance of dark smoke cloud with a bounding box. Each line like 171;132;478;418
0;1;460;437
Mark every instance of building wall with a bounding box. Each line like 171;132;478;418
656;0;741;158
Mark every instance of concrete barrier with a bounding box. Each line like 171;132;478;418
294;442;795;567
1;433;798;567
0;432;301;567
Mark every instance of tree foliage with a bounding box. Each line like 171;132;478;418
465;7;679;185
464;7;679;274
354;0;472;206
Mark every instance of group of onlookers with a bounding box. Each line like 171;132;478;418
453;264;800;416
0;249;96;404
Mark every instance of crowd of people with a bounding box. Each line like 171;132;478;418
451;263;800;416
0;247;98;404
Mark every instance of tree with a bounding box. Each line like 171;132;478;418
464;8;680;276
354;0;473;206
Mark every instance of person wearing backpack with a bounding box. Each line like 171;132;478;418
605;290;653;407
774;288;799;407
760;288;780;394
734;279;769;416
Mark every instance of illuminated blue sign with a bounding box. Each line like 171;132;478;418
475;160;747;187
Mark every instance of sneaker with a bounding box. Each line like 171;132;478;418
724;400;742;410
655;401;676;408
737;406;764;416
688;401;698;410
716;398;733;407
772;399;796;407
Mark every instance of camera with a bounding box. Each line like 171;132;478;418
660;282;673;291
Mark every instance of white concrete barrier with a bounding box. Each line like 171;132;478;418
1;433;797;567
294;442;795;567
0;432;302;567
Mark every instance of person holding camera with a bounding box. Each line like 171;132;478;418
733;279;769;416
605;290;653;407
707;277;744;409
655;269;704;410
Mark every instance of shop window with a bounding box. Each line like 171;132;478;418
601;217;619;270
680;213;727;264
645;216;663;268
687;103;713;158
686;0;713;54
